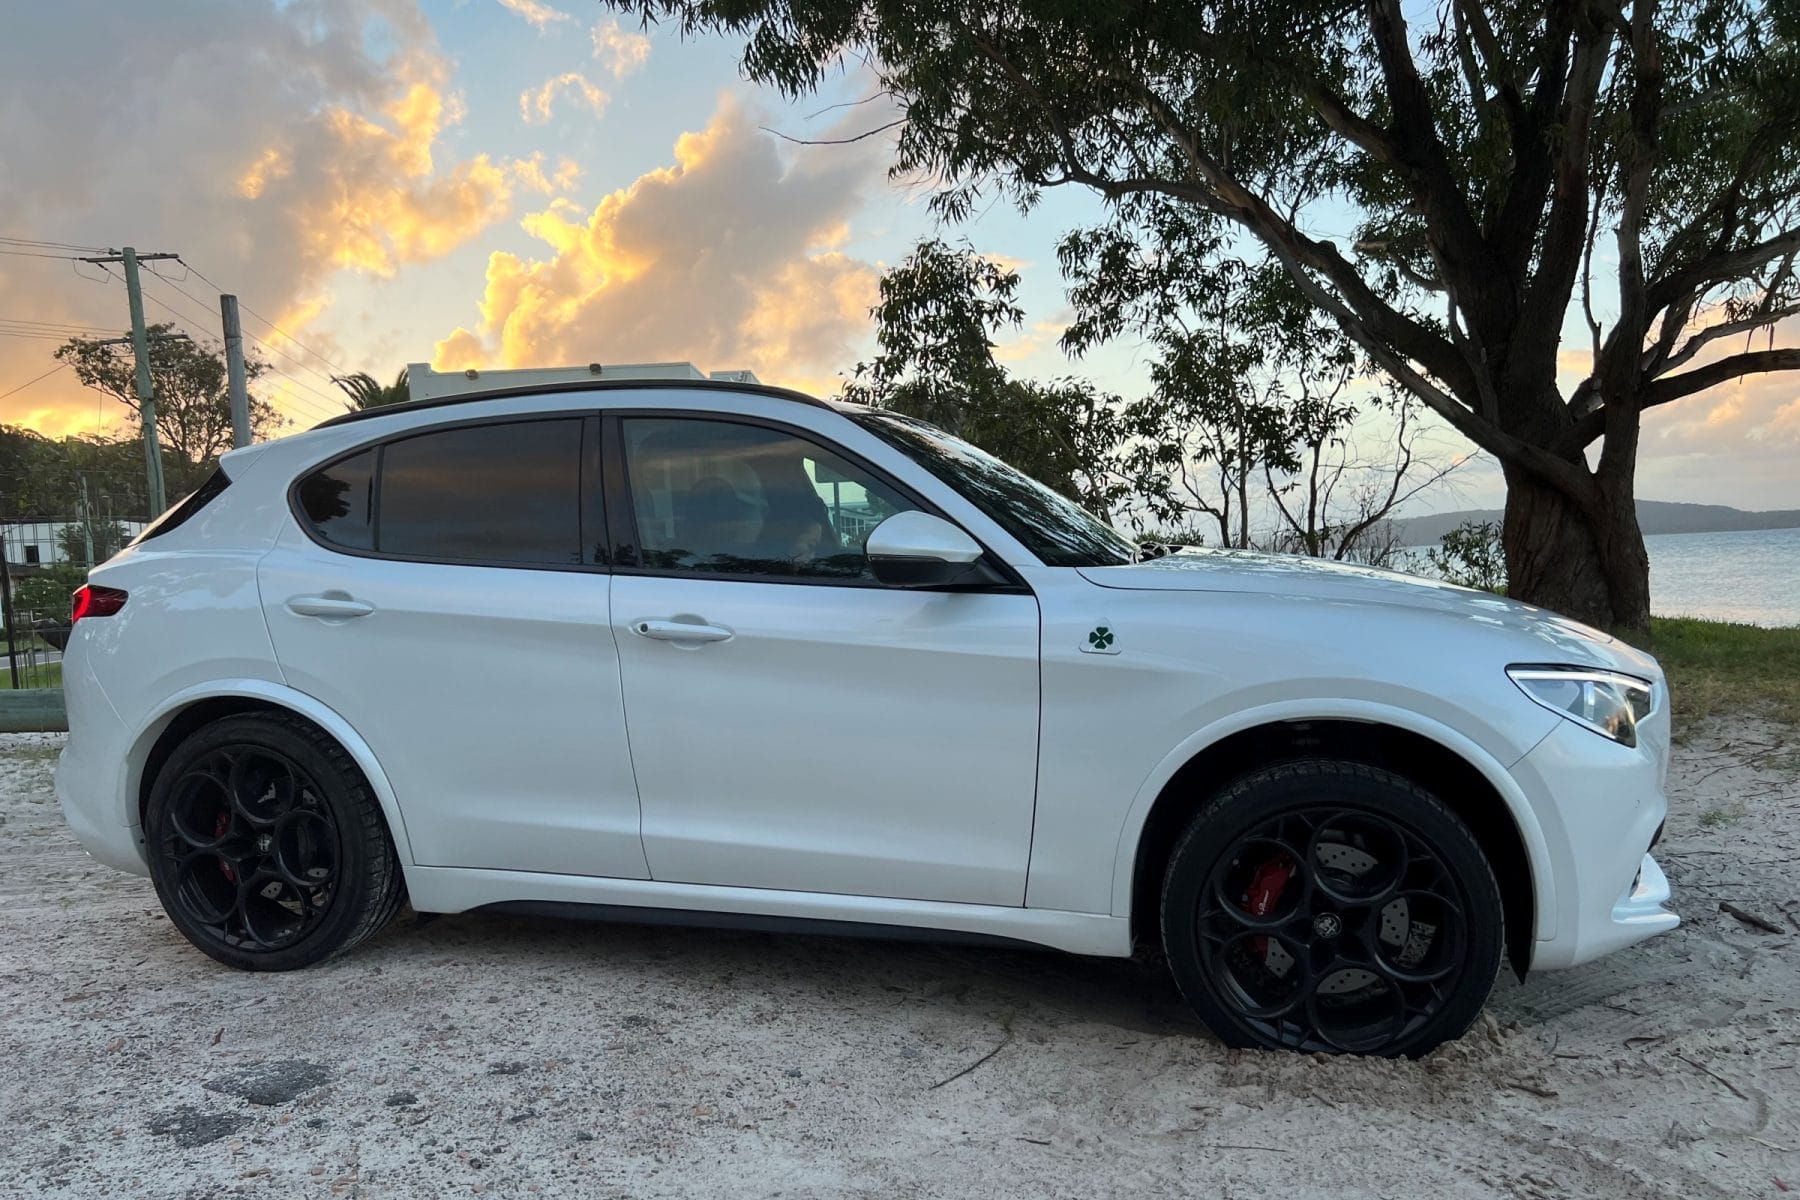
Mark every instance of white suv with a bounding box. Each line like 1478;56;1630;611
56;380;1678;1056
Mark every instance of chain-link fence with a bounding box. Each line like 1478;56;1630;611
1;514;148;691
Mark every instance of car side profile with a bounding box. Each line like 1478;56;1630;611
56;378;1678;1057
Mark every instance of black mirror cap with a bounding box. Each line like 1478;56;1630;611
867;554;1008;589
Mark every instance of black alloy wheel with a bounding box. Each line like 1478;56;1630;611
145;713;404;971
1162;759;1503;1057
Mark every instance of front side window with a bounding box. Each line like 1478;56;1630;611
296;418;587;567
621;417;916;580
850;410;1136;568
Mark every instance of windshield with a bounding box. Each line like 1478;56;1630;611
851;410;1136;568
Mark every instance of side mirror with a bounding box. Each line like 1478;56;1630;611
865;511;1002;588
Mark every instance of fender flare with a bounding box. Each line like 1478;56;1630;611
123;678;419;871
1105;698;1557;933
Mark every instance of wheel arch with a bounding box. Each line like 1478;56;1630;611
1113;703;1554;980
128;680;418;871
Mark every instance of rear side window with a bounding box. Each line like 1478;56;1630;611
131;467;231;546
380;421;581;564
296;450;374;550
295;418;588;568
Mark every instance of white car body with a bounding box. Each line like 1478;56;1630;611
56;382;1677;978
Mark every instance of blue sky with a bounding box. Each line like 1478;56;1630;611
1;0;1795;515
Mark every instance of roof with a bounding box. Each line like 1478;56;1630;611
313;377;837;430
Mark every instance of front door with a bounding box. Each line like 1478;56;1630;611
260;414;648;880
609;414;1041;907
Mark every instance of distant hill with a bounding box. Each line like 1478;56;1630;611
1393;500;1800;546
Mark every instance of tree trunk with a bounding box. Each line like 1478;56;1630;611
1500;465;1652;631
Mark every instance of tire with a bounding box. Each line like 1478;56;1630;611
1161;759;1503;1057
144;712;405;971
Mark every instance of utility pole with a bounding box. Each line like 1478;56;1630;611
80;246;179;514
78;474;94;565
219;294;250;449
0;509;17;690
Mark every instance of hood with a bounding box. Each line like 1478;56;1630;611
1080;548;1621;662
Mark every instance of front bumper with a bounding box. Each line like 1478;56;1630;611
1510;719;1679;970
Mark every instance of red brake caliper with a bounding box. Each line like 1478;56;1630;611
215;812;236;883
1244;855;1296;965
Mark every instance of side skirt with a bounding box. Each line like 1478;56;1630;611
479;900;1045;951
403;865;1133;958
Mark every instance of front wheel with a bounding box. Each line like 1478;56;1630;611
144;713;405;971
1161;759;1503;1057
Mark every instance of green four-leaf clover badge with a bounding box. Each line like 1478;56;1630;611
1083;623;1120;655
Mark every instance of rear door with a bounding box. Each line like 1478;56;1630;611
258;414;648;880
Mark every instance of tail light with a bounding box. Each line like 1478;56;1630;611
71;585;128;625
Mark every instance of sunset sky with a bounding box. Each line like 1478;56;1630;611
2;0;1796;514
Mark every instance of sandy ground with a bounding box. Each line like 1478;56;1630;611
1;724;1797;1200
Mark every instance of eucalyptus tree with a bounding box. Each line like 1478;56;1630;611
843;238;1131;511
610;0;1800;628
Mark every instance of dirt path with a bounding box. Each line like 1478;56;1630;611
1;724;1796;1199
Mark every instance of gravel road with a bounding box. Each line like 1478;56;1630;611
1;723;1796;1199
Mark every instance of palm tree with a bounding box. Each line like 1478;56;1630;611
332;368;410;411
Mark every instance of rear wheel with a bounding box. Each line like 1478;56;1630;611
1161;759;1503;1056
144;713;404;971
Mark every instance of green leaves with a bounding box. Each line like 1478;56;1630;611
844;239;1130;513
53;323;281;467
331;369;411;411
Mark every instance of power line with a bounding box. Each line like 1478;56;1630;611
0;363;70;403
176;258;348;377
130;284;342;422
0;236;111;253
148;269;338;390
0;316;114;333
87;264;343;426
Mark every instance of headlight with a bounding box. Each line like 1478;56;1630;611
1507;666;1655;747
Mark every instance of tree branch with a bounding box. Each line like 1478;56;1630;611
1363;0;1500;308
1655;304;1800;378
1647;228;1800;318
1643;347;1800;408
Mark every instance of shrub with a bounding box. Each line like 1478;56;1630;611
1425;520;1506;592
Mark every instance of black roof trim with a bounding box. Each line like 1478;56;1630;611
314;377;835;430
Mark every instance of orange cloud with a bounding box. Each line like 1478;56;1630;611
591;18;651;78
0;3;521;439
277;74;513;277
496;0;572;31
511;153;583;196
520;73;609;125
434;94;885;392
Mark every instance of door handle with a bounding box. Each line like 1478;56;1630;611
287;594;375;619
633;618;733;643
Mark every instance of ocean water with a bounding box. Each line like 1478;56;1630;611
1645;526;1800;628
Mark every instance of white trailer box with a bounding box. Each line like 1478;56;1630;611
408;362;760;401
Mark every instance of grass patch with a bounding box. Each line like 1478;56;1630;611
0;662;61;690
1626;617;1800;734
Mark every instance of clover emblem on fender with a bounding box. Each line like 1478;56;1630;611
1082;624;1119;655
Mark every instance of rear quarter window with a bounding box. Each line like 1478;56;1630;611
296;450;375;551
130;468;232;546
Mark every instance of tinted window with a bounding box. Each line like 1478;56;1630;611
622;418;916;580
379;420;583;565
296;451;373;551
133;466;233;546
851;411;1135;568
